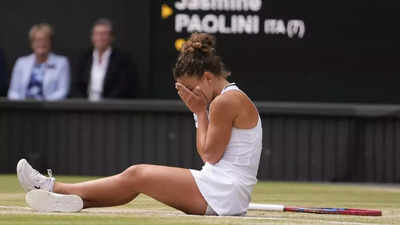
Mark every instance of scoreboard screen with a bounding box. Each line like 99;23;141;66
151;0;400;103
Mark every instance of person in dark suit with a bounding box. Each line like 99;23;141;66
70;18;136;100
0;48;8;97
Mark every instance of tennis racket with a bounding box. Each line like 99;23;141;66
248;203;382;216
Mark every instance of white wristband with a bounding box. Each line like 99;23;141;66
193;113;198;128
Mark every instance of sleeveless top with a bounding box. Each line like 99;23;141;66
214;83;262;184
191;83;263;216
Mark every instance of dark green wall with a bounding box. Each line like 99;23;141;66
1;99;399;182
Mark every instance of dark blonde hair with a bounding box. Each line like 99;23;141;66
29;23;54;42
173;33;230;80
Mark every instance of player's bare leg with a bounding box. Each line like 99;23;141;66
54;164;208;215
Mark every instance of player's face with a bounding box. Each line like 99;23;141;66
176;73;214;104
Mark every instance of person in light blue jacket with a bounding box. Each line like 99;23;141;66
8;23;70;100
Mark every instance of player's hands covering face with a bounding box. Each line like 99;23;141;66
176;82;208;114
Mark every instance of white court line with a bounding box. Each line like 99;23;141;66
0;205;382;225
184;214;381;225
0;206;31;210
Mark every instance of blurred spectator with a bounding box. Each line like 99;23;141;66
0;49;7;96
8;23;70;100
70;18;136;100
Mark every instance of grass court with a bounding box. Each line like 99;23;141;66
0;175;399;225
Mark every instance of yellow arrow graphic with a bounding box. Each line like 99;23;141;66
175;38;186;51
161;4;173;19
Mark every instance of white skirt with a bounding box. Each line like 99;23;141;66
190;163;253;216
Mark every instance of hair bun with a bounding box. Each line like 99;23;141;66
173;32;230;80
182;33;216;55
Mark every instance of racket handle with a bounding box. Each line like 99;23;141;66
248;203;284;212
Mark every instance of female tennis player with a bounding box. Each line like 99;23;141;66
16;33;262;216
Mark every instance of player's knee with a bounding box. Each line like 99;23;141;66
120;164;147;185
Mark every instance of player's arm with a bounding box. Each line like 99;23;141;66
196;95;235;164
175;82;235;164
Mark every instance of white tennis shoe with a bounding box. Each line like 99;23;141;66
26;189;83;212
16;159;55;192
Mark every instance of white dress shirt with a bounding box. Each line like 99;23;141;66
88;47;112;101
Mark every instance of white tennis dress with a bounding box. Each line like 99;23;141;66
190;83;262;216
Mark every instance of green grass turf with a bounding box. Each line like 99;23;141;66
0;174;399;225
